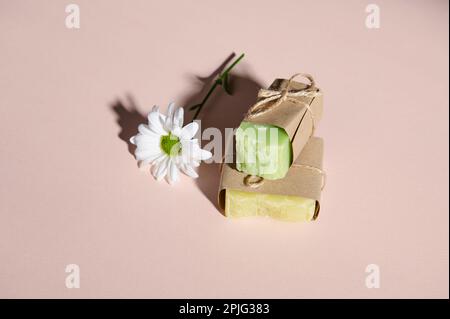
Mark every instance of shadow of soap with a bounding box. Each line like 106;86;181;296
180;67;263;210
110;94;145;156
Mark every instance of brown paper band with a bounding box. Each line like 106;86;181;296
243;164;326;190
292;164;327;190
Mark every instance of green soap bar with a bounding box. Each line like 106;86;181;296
236;121;292;180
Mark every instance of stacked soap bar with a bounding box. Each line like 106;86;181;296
225;189;316;222
219;137;324;222
236;122;292;180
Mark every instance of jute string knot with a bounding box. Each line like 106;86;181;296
246;73;319;119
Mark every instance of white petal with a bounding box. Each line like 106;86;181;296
167;160;179;184
153;157;169;181
151;155;166;175
173;106;184;129
181;122;199;140
148;109;166;135
199;149;212;160
171;126;182;138
180;163;199;178
138;152;164;167
135;144;160;153
149;105;167;124
133;134;160;148
138;124;160;137
192;160;200;167
167;102;175;114
130;136;136;144
190;142;210;160
181;140;211;161
134;148;159;161
180;139;199;161
164;102;175;131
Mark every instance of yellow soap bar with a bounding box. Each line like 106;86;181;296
225;189;316;222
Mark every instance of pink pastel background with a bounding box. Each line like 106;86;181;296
0;0;448;298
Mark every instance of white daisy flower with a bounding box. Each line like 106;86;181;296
130;102;212;184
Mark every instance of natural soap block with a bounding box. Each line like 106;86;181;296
225;189;316;222
218;137;325;222
236;122;292;180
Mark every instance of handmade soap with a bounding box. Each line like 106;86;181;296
236;121;292;180
235;75;323;180
225;189;316;222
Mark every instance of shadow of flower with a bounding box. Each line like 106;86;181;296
110;94;145;156
109;55;263;213
180;65;263;211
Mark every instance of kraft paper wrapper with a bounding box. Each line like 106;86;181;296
244;78;323;164
218;137;324;219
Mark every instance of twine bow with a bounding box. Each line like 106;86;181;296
243;73;325;189
246;73;320;136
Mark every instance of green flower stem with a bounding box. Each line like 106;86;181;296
221;52;245;76
191;53;245;120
